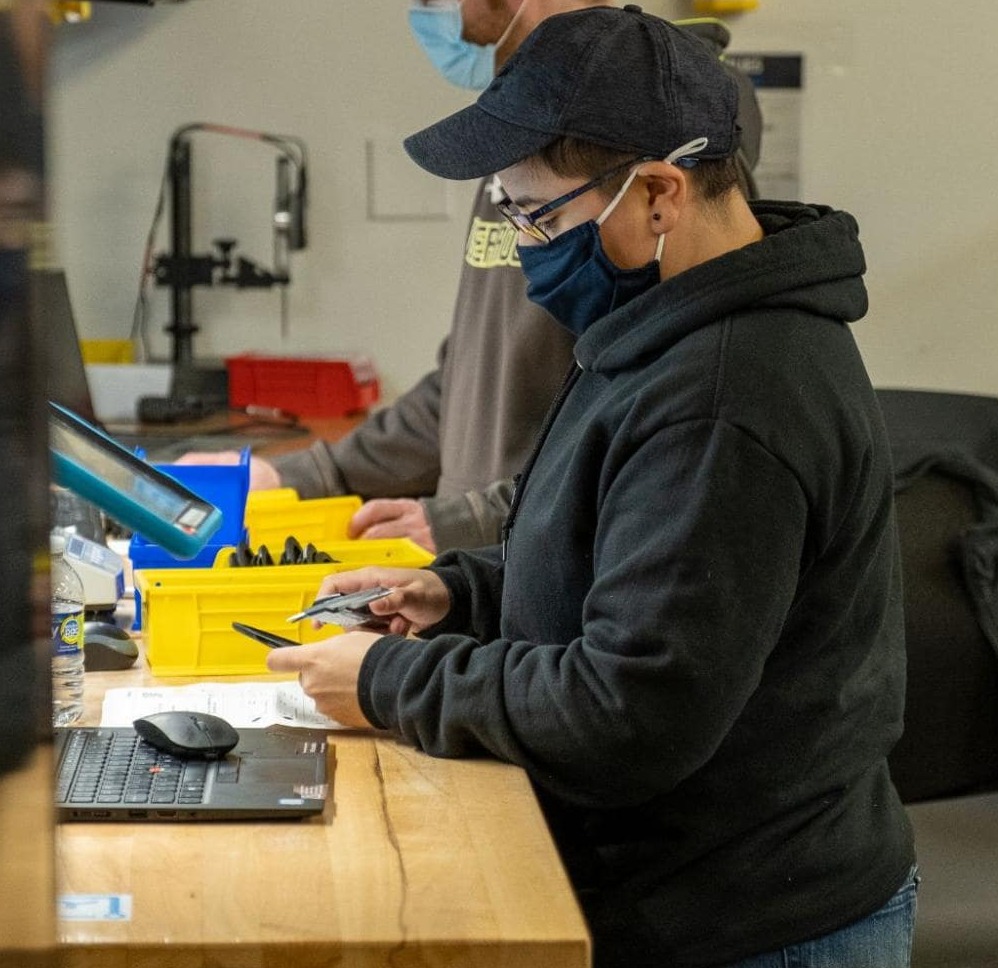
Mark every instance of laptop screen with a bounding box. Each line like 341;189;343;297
33;269;99;424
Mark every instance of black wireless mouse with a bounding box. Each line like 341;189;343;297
133;710;240;759
83;620;139;672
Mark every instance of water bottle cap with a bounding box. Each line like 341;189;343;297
50;532;67;555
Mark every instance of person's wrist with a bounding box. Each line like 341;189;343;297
357;634;411;730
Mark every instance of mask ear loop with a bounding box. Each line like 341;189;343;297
596;138;710;260
650;138;710;262
664;137;709;166
596;138;710;228
653;232;665;261
596;166;643;227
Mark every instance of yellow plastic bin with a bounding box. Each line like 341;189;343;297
134;538;434;677
243;492;362;552
242;488;301;508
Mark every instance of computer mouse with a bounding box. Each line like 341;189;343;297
133;711;240;760
83;620;139;672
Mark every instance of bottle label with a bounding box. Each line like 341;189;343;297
53;609;84;657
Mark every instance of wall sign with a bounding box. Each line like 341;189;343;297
726;53;804;201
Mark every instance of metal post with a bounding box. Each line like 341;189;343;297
167;133;196;364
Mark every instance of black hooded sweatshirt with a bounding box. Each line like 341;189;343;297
358;200;915;966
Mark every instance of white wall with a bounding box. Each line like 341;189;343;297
655;0;998;395
50;0;998;399
49;0;479;400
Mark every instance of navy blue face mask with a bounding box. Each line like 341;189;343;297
518;221;664;337
516;167;665;337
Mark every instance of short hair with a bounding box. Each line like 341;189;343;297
534;136;743;207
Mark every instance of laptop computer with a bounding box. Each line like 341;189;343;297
54;724;332;822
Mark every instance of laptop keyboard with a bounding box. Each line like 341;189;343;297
57;729;208;806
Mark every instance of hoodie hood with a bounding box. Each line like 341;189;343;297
576;200;868;374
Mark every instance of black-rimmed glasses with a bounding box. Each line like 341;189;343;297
496;155;653;244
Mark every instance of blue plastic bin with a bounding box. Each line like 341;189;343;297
129;449;251;629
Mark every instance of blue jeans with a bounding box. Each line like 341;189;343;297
724;867;919;968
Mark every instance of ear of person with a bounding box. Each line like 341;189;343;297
637;161;686;233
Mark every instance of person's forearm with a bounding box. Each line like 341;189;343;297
421;478;515;550
271;366;445;499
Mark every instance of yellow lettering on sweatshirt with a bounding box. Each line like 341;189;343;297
465;217;521;269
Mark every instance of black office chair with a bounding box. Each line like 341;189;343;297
878;388;998;801
876;388;998;966
889;471;998;803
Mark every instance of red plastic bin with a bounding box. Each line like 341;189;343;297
225;353;380;418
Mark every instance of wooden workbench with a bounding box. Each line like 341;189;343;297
57;660;591;968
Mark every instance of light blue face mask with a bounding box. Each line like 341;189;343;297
408;2;496;91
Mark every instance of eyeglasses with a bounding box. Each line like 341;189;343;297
497;155;653;244
495;138;710;245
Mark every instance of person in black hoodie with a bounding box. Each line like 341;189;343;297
269;7;917;966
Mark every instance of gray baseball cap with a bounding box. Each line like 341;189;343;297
404;4;741;180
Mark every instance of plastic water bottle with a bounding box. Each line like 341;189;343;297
51;532;85;726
